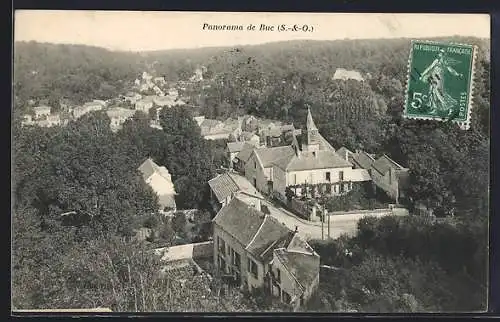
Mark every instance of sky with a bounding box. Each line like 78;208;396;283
14;11;490;52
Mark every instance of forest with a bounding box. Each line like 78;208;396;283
12;37;490;312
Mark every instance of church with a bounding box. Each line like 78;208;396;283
244;108;371;201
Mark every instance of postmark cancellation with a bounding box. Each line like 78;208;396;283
404;40;477;130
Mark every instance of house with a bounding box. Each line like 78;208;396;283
239;131;260;146
245;145;296;195
270;108;370;201
106;107;136;131
213;196;320;310
370;154;410;203
154;76;166;85
194;116;206;127
73;102;104;119
208;172;263;213
153;96;176;108
138;158;177;212
33;105;51;119
241;115;259;132
21;114;34;126
350;150;376;171
124;92;143;105
233;142;259;173
199;118;242;141
92;99;107;108
37;114;61;128
333;68;365;82
227;142;247;167
135;96;155;112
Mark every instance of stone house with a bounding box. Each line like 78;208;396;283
212;196;320;310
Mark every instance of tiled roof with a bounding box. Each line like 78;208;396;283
209;172;262;203
235;143;257;163
246;215;293;261
274;249;320;292
255;146;296;168
227;141;246;153
372;154;406;175
351;151;376;170
274;150;352;171
213;197;266;246
336;147;354;161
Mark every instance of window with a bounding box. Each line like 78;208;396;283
218;257;226;272
218;237;226;256
232;250;241;269
282;291;292;304
326;172;331;182
253;178;257;187
276;268;281;284
248;259;258;278
254;160;256;169
312;151;316;157
339;171;344;181
340;183;345;193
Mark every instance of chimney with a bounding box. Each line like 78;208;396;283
254;199;261;212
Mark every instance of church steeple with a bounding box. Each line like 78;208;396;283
305;107;320;152
306;106;318;132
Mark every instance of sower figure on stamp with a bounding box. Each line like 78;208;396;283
419;49;463;116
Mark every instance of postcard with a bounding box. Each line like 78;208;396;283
12;11;490;314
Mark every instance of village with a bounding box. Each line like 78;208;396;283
17;64;415;311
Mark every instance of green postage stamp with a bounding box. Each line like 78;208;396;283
404;40;477;129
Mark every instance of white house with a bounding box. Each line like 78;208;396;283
33;105;51;119
138;158;177;212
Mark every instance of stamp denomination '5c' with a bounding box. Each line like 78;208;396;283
404;41;477;129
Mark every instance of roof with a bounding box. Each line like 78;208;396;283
255;146;296;168
246;215;293;261
274;249;320;291
33;105;51;111
235;143;259;163
333;68;364;81
227;141;247;154
274;150;352;171
241;131;259;141
208;172;262;203
138;158;158;180
213;197;266;246
336;146;353;161
106;107;136;118
372;154;407;175
351;151;376;169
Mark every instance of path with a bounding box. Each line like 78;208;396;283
262;200;408;241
